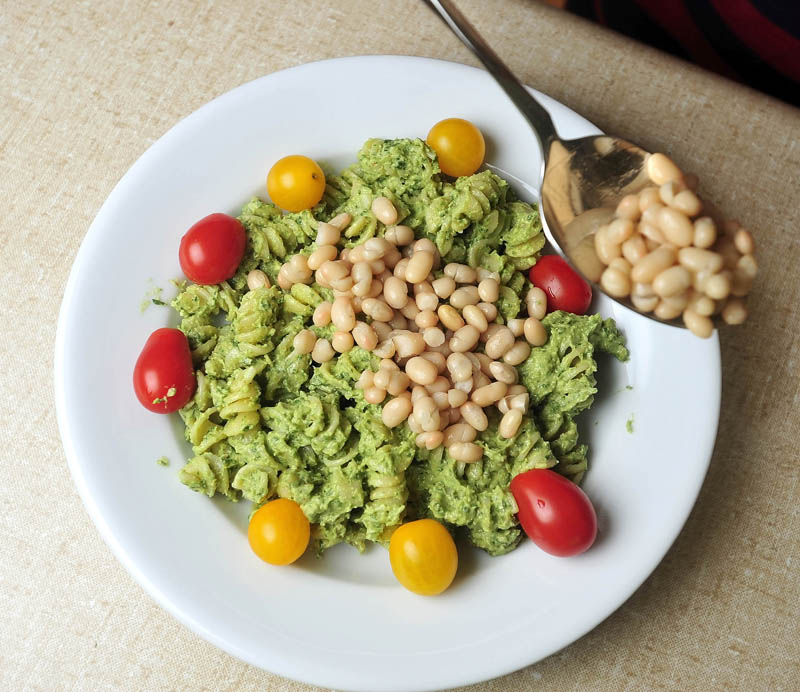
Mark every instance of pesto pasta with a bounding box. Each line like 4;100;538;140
171;138;628;556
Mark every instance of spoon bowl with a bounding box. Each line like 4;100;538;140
426;0;684;327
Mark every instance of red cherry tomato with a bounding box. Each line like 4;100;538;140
133;328;196;413
510;469;597;557
178;213;246;285
529;255;592;315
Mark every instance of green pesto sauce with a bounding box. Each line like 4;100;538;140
169;138;628;557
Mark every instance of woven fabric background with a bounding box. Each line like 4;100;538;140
1;0;798;690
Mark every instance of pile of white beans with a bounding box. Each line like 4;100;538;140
594;153;756;337
247;196;550;463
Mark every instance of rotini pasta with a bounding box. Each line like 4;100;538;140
169;137;627;557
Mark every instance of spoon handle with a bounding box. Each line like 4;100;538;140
424;0;558;161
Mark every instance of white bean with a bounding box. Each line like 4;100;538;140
447;352;473;382
312;301;332;327
734;229;755;256
443;422;476;446
594;226;622;265
405;251;435;284
653;266;691;298
471;381;508;407
293;329;316;354
448;442;483;462
704;273;731;300
658;207;694;247
416;291;439;312
631;246;678;284
444;263;478;283
393;331;426;358
449;325;481;352
631;294;658;312
449;286;480;309
502;340;531;366
721;297;747;325
476;302;498;322
525;287;547;320
646;152;682;185
311;338;334;363
362;298;394;322
432;276;456;299
382;276;408;309
406;356;438;385
416;431;444;450
693;217;717;248
423;327;445;347
438;305;465;331
615;194;641;221
621;234;648;265
682;308;714;338
459;402;488;431
371;196;398;225
485;326;515;359
463;305;489;332
413;396;440;432
327;213;352;231
381;397;412;427
331;297;356;332
489;361;517;384
677;247;723;274
523;317;547;346
246;269;270;290
385;224;414;246
478;278;500;302
499;409;523;439
600;267;631;297
316;221;341;246
671;189;702;217
352;322;378;351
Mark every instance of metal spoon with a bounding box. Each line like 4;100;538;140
424;0;679;326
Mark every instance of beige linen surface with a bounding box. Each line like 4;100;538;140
1;0;798;690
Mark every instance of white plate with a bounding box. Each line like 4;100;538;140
55;56;720;691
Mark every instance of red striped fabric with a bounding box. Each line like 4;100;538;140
634;0;739;79
710;0;800;81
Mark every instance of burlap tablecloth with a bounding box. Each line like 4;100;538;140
2;0;798;689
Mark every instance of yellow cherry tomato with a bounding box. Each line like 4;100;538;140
248;498;310;565
389;519;458;595
426;118;486;177
267;155;326;212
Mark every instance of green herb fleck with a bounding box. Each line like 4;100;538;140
626;414;635;434
140;283;165;313
156;456;170;467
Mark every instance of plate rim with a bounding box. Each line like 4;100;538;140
54;54;721;691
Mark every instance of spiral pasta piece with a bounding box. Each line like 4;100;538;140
499;201;545;270
284;283;326;317
219;365;262;437
178;453;234;499
424;170;508;255
232;286;280;358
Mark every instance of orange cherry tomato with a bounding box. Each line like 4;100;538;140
267;155;326;212
389;519;458;595
248;498;310;565
426;118;485;177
